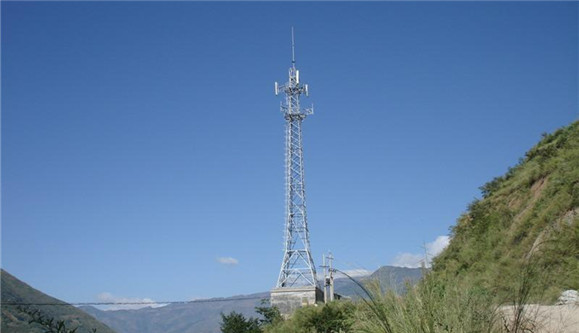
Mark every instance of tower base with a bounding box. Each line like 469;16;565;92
270;286;324;317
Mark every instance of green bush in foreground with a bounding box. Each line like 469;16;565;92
264;301;355;333
220;311;261;333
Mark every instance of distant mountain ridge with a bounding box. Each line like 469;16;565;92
81;265;421;333
1;269;116;333
81;293;268;333
334;266;423;298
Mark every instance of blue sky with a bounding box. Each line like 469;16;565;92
2;2;577;306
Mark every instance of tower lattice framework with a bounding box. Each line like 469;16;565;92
274;29;317;288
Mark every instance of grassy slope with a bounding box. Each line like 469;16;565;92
1;269;116;333
433;121;579;302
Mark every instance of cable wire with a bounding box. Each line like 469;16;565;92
1;295;265;307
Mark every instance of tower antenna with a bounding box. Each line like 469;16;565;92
291;26;296;68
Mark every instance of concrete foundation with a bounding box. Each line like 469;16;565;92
270;286;324;317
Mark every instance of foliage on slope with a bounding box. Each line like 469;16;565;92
433;121;579;302
1;270;116;333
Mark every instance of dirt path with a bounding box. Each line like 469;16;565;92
500;304;579;333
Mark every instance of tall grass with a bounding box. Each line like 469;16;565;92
497;240;556;333
353;273;498;333
351;244;559;333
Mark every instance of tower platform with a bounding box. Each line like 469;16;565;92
270;286;324;317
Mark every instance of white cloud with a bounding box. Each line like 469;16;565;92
217;256;239;265
392;253;424;268
97;292;167;311
341;269;372;278
428;235;450;257
391;235;450;268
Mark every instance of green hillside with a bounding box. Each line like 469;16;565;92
433;121;579;302
1;269;116;333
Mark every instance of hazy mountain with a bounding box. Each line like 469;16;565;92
334;266;423;298
1;269;116;333
81;293;268;333
80;266;420;333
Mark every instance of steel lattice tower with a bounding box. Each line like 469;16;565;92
274;28;317;288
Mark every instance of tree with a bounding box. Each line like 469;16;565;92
255;300;283;326
303;302;354;333
220;311;261;333
17;306;97;333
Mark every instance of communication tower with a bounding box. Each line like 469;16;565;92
270;28;322;315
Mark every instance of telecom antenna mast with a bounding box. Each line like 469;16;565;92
274;27;317;288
